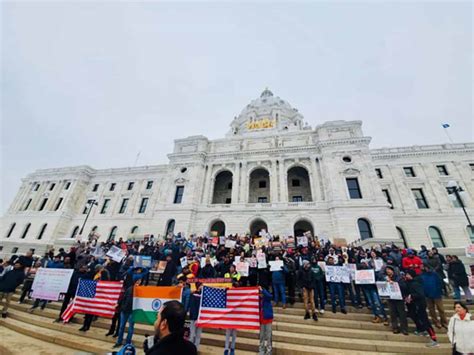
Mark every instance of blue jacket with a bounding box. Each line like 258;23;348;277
47;260;64;269
421;271;443;299
181;286;191;313
260;289;273;321
272;265;288;284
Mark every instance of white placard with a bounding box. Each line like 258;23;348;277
297;236;308;247
225;240;237;249
31;268;74;301
235;262;249;277
180;256;188;269
91;246;105;258
374;259;384;271
257;252;267;269
269;260;284;272
325;265;350;283
106;246;126;263
355;269;375;284
376;281;403;300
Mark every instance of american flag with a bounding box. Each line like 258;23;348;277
196;286;260;330
62;279;122;323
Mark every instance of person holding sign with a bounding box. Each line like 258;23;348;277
224;264;241;286
384;266;408;335
298;260;318;321
358;262;388;325
326;257;346;314
271;256;287;309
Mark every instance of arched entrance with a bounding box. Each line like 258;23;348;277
249;168;270;203
212;171;233;204
293;219;314;237
396;227;408;248
165;219;175;235
287;166;312;202
250;218;268;236
210;220;226;236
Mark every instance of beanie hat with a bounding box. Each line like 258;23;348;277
406;269;417;278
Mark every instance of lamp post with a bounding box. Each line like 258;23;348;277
447;181;472;229
79;199;98;236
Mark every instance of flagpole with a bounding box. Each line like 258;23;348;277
442;126;453;144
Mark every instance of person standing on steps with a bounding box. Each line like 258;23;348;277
271;256;287;309
326;256;347;314
259;285;274;355
384;265;408;335
113;278;141;348
448;301;474;354
448;256;473;305
56;264;90;322
0;260;26;318
297;260;318;321
421;265;448;329
188;282;203;350
311;257;326;314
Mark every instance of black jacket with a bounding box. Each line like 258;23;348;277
0;268;26;292
448;260;469;287
119;285;134;314
199;264;217;278
146;332;197;355
406;276;425;304
297;267;314;289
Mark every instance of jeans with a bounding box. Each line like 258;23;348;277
259;323;272;355
453;285;473;301
272;282;286;305
363;286;386;318
313;280;326;309
189;320;203;350
388;300;408;332
328;283;345;310
407;301;437;341
225;329;237;350
116;312;135;345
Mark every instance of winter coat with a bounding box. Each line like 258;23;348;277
420;271;443;299
0;268;26;293
406;276;426;305
146;332;197;355
189;291;201;321
448;312;474;354
297;267;314;289
199;264;217;278
310;264;325;283
448;260;469;287
119;285;134;314
401;256;423;275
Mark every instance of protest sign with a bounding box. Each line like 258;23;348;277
245;257;257;268
333;238;348;247
285;237;295;249
180;256;188;269
211;231;218;237
325;265;350;283
303;231;313;238
376;281;403;300
219;236;226;245
254;238;266;249
269;260;284;272
345;263;357;280
134;256;152;268
259;229;267;237
150;261;167;274
187;278;232;292
225;240;237;249
106;245;126;262
200;257;218;268
257;252;267;269
297;236;308;247
31;268;74;301
374;259;384;271
91;246;105;258
466;244;474;258
355;269;375;284
235;261;249;277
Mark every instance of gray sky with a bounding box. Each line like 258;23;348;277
1;1;472;213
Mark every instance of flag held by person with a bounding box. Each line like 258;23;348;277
196;286;260;330
133;286;183;324
62;279;123;323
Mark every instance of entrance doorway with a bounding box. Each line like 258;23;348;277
293;220;313;237
250;219;268;236
210;220;226;236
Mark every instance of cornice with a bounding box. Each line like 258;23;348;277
371;143;474;160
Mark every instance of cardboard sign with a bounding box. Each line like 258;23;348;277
325;265;350;283
235;261;249;277
376;281;403;300
466;244;474;258
269;260;284;272
374;259;384;271
106;245;126;263
333;238;348;247
257;252;267;269
219;236;226;245
180;256;188;269
31;268;74;301
134;255;152;268
355;269;375;284
91;246;105;258
245;257;257;268
297;236;308;247
151;261;167;274
225;240;237;249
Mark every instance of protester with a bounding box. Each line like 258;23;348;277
402;249;423;275
297;260;318;321
384;265;408;335
447;301;474;354
259;285;273;355
326;256;347;314
271;256;287;309
0;260;26;318
19;260;41;303
188;283;203;350
114;279;141;348
447;256;473;305
421;265;447;329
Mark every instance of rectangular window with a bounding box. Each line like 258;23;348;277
227;182;232;190
100;199;110;214
292;179;300;187
174;186;184;204
146;181;153;190
83;199;93;214
11;247;18;254
24;198;32;211
65;182;71;190
225;197;232;204
292;196;303;202
404;167;416;177
34;183;40;191
54;197;63;211
110;183;116;191
375;168;383;179
119;198;129;214
128;182;134;190
259;181;267;188
38;198;48;211
346;178;362;199
412;188;429;209
258;197;268;203
437;165;449;176
446;187;462;208
382;189;393;208
49;183;56;191
138;197;149;213
92;184;99;192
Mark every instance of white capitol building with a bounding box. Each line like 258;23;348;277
1;88;473;257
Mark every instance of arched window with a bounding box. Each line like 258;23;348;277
20;223;31;239
294;219;314;237
165;220;175;235
89;226;98;237
210;220;226;236
131;226;139;235
248;168;270;203
357;218;373;240
287;166;312;202
396;227;408;248
37;223;47;240
70;226;80;239
428;226;446;248
5;223;16;238
212;171;233;204
467;225;474;243
250;218;268;236
108;226;118;242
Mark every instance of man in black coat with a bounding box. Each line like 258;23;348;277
146;300;197;355
0;260;26;318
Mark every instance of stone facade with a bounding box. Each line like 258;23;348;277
1;89;473;257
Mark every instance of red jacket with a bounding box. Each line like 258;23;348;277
402;256;423;275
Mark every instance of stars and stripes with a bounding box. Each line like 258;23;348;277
62;279;122;323
442;123;450;128
196;286;260;330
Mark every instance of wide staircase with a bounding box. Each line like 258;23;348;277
0;289;453;354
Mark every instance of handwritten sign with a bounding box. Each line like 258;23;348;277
325;265;350;283
345;263;357;280
374;259;384;271
257;252;267;269
376;281;403;300
106;246;126;262
297;236;308;247
31;268;74;301
235;262;249;277
355;269;375;284
225;240;237;249
91;246;105;258
466;244;474;258
269;260;284;272
151;261;167;274
180;256;188;269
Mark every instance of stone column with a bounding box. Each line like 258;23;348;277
201;165;212;204
279;159;289;203
310;157;320;201
207;166;217;205
231;162;240;204
240;162;248;203
11;182;30;212
270;159;278;203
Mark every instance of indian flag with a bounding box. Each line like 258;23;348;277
133;286;183;324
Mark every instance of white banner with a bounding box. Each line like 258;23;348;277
269;260;284;272
31;268;74;301
106;245;126;262
325;265;350;283
355;269;375;284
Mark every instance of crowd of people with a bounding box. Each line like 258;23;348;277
0;231;473;354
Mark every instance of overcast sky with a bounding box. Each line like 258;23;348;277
1;1;472;213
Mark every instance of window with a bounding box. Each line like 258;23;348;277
20;223;31;239
470;163;474;171
33;183;40;191
375;168;383;179
108;226;118;242
382;189;393;208
225;198;232;204
358;218;373;240
65;182;71;190
404;167;416;177
146;181;153;190
467;226;474;243
346;178;362;199
292;196;303;202
174;186;184;204
23;198;32;211
446;187;462;208
257;197;268;203
49;183;56;191
83;199;94;214
412;188;429;209
92;184;99;192
227;182;232;190
292;179;300;187
131;226;139;235
37;224;47;240
38;198;48;211
11;247;18;254
70;226;80;238
100;199;110;214
90;226;98;236
128;182;134;190
54;197;63;211
396;227;408;248
342;156;352;163
428;226;446;248
5;223;16;238
437;165;449;176
110;183;116;191
180;167;187;173
259;180;267;188
119;198;129;214
138;198;149;213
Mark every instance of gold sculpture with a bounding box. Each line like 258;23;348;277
246;118;276;130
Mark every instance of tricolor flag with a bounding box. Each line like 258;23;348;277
62;279;123;323
442;123;450;128
133;286;183;324
196;286;260;330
